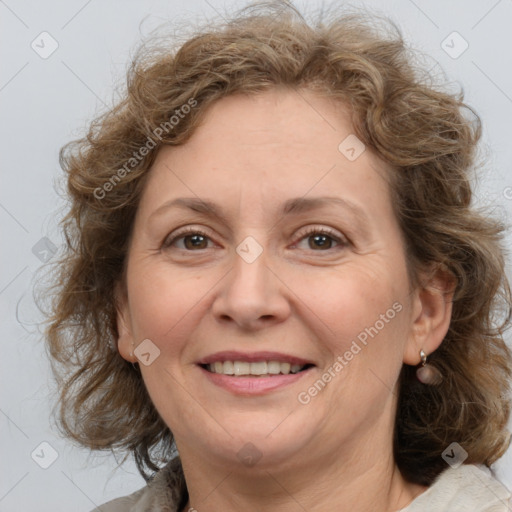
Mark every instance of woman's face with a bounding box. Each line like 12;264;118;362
117;88;428;471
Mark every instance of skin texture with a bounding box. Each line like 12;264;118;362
116;88;454;511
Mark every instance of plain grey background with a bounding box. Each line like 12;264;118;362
1;0;512;510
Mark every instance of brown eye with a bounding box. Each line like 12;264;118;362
182;233;209;250
294;227;348;252
308;233;335;250
163;229;213;250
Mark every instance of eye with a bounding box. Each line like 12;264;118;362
162;226;349;252
162;227;214;251
293;226;348;251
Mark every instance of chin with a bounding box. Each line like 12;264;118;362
177;408;323;471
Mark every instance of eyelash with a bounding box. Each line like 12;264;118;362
162;226;349;252
162;227;211;250
296;226;348;250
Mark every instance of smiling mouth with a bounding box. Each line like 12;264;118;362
200;361;315;377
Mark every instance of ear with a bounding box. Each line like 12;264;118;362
114;280;137;363
403;265;456;365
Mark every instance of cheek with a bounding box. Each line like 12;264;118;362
126;263;209;352
126;245;410;367
312;266;410;397
298;263;405;344
309;269;408;403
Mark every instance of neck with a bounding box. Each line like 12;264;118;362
177;422;427;512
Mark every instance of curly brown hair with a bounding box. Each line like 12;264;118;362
41;0;512;485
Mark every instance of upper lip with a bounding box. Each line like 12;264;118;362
196;351;315;366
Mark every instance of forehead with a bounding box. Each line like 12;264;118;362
137;88;394;222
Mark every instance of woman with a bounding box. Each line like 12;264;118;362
44;1;512;510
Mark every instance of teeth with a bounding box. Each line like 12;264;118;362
223;361;234;375
280;362;291;374
268;361;281;374
250;361;267;375
234;361;250;375
207;360;307;376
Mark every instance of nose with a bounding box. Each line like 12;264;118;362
211;247;291;331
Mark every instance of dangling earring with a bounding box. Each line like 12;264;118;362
416;349;443;385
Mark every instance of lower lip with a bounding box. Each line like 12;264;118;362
198;365;313;395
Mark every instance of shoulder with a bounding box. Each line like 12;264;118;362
89;457;187;512
400;463;511;512
89;487;146;512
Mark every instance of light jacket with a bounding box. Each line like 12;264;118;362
92;458;511;512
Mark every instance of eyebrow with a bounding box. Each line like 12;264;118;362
149;196;371;235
